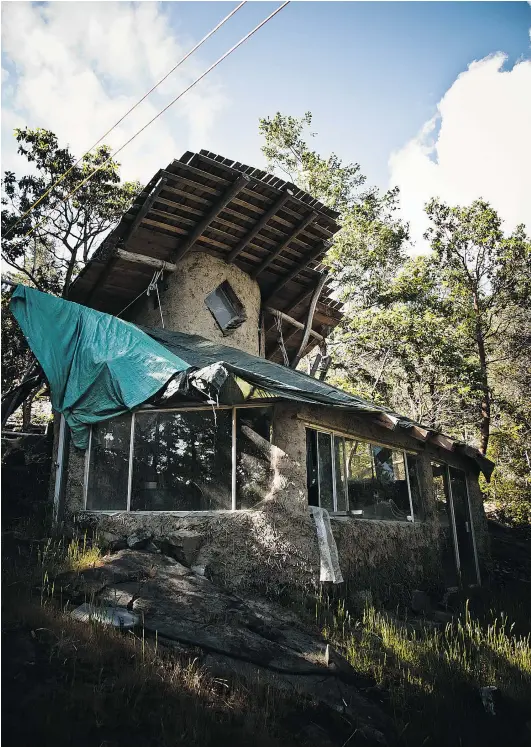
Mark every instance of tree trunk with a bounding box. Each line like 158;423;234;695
473;293;491;455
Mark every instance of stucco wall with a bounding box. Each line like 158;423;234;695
62;400;489;601
125;251;262;356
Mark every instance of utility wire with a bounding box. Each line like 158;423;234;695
3;1;246;240
20;1;289;244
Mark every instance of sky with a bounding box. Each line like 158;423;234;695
2;1;531;251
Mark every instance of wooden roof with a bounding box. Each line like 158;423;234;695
69;150;343;363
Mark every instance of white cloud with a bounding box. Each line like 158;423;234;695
390;53;531;252
1;2;229;183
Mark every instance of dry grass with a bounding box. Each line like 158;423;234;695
316;591;531;746
2;536;351;747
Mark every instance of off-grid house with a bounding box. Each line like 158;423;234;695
16;151;493;595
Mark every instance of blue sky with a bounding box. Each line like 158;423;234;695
164;1;531;186
2;2;530;249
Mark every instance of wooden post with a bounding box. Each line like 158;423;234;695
289;273;327;369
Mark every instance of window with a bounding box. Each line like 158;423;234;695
306;427;417;522
84;407;272;512
86;415;131;510
236;407;273;509
131;410;232;511
205;281;246;334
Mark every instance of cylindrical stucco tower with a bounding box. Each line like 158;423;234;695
126;251;262;357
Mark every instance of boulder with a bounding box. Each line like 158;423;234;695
156;530;203;566
63;549;397;745
127;529;153;550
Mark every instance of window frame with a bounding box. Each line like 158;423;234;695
305;425;418;522
83;404;273;514
205;281;246;335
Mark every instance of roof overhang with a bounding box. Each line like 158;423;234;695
69;150;343;364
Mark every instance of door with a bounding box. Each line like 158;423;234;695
448;467;480;586
432;462;460;588
431;462;480;587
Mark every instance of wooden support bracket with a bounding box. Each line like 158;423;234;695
289;273;328;369
115;249;177;272
430;433;455;451
264;306;324;342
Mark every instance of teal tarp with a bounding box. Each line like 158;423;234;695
10;286;190;448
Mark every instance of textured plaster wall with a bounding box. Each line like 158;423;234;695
63;400;489;598
126;251;262;356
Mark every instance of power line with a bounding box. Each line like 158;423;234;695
3;1;247;240
22;1;290;243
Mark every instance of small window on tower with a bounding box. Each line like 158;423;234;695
205;281;246;334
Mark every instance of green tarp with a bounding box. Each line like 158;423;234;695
10;286;190;448
10;286;493;479
143;326;387;414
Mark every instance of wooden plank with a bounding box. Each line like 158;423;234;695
115;249;177;272
226;190;292;264
263;307;324;342
265;241;330;301
125;176;166;242
142;217;188;236
252;211;318;279
172;174;251;263
289;273;328;369
430;433;455;451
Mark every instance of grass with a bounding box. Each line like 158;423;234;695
315;591;531;746
2;534;355;747
4;521;531;746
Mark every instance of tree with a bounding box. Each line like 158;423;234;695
424;199;531;454
328;256;482;436
1;127;141;424
259;112;409;356
2;127;141;298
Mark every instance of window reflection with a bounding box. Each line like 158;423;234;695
131;410;232;511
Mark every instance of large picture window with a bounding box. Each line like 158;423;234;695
306;428;419;522
84;406;272;512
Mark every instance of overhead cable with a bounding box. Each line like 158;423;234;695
21;1;290;243
3;1;247;239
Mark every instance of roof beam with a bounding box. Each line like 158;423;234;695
171;174;250;264
115;249;177;272
226;190;292;264
124;176;166;244
430;433;455;451
376;414;400;431
265;241;329;302
264;306;324;342
251;211;317;279
289;274;328;369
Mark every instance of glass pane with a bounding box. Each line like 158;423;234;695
87;415;131;510
432;462;451;528
406;455;423;519
371;446;411;520
131;410;232;511
449;467;477;585
317;431;334;512
432;462;460;587
345;440;375;515
306;430;319;507
236;407;273;509
334;436;347;511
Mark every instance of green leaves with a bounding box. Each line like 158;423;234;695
1;127;142;297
